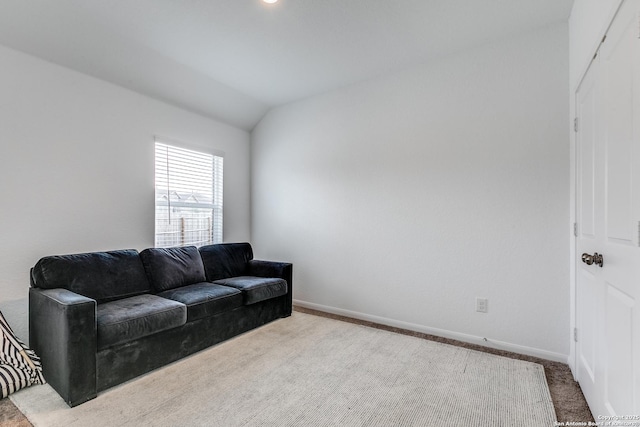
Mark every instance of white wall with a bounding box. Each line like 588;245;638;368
0;44;251;341
252;23;570;360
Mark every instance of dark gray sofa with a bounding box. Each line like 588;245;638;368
29;242;292;407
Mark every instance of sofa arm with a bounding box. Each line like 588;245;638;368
29;287;97;406
247;260;293;316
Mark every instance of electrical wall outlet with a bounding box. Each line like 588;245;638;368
476;298;488;313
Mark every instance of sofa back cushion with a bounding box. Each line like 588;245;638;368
31;249;150;303
198;243;253;281
139;246;207;292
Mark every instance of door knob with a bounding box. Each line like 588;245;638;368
581;252;604;267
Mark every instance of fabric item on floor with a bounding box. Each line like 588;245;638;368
0;312;45;399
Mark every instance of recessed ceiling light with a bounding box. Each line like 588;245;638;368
263;0;278;3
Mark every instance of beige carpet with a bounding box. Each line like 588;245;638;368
10;312;556;426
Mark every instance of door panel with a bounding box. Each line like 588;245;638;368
578;62;598;240
576;49;603;413
575;0;640;417
604;285;634;414
577;270;598;382
605;7;635;244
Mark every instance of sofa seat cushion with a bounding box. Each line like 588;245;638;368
97;294;186;350
213;276;287;305
158;282;243;322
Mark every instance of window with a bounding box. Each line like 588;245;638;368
154;139;223;247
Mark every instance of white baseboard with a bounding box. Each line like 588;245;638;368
293;299;568;363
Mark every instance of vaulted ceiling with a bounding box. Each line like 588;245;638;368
0;1;574;130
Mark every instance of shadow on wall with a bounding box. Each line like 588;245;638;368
0;298;29;345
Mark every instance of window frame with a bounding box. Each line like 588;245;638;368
153;136;224;248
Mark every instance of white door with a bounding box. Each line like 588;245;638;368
575;0;640;417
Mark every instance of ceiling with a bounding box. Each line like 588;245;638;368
0;0;574;130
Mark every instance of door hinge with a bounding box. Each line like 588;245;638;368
573;222;578;237
574;117;578;133
574;328;578;342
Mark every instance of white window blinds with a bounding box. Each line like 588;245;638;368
154;140;223;247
